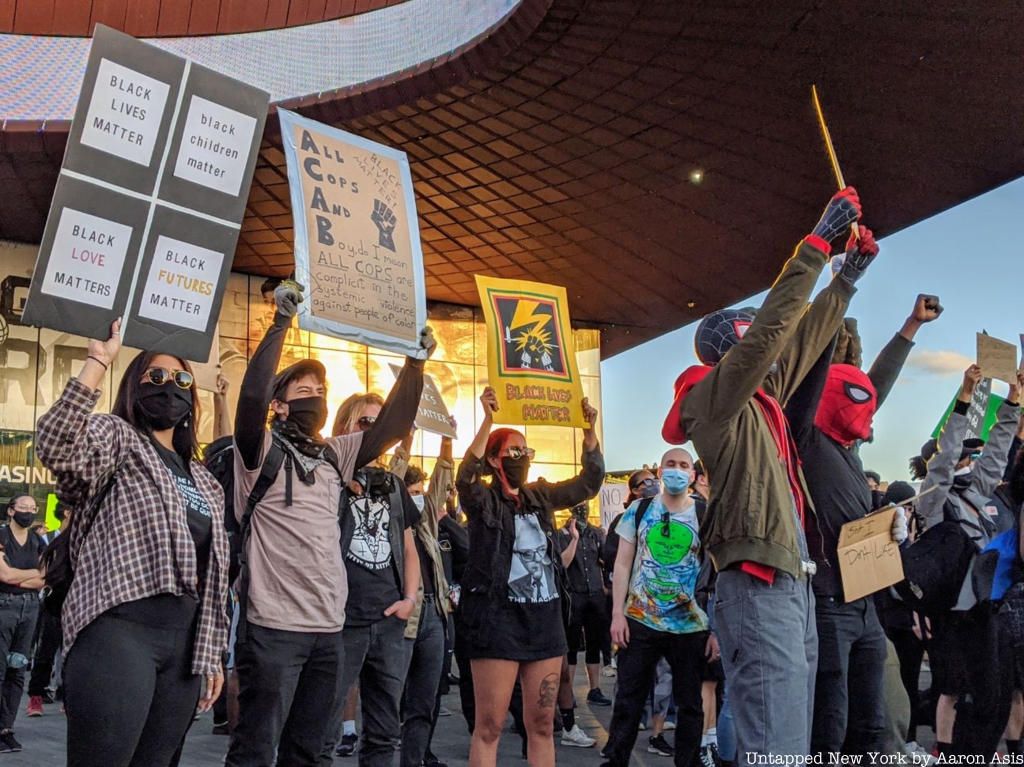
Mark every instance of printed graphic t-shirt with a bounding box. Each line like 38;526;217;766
507;513;558;604
616;497;708;634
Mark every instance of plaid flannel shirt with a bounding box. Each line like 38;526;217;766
36;378;230;676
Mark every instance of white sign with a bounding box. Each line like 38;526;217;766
40;208;131;310
173;96;258;196
137;235;224;331
600;481;630;529
80;58;170;166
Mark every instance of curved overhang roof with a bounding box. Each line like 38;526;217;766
1;1;1022;357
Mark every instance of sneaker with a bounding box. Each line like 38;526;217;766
638;720;647;731
424;759;448;767
25;696;43;717
437;705;452;717
701;743;721;767
335;733;358;757
0;732;21;753
602;665;617;678
587;688;612;706
212;722;229;735
648;734;674;757
42;691;56;705
561;725;596;748
906;743;936;766
664;719;676;731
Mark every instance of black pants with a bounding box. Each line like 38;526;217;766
886;626;925;742
226;622;345;767
951;604;1014;757
64;595;200;767
0;593;38;731
566;591;608;667
605;620;706;767
401;603;445;767
28;607;61;698
811;596;887;756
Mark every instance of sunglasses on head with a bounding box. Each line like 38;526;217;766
505;446;535;460
144;367;194;390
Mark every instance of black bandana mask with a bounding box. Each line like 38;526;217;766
285;396;328;437
136;383;192;430
501;456;531;489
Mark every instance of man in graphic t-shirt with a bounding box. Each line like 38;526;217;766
601;448;718;767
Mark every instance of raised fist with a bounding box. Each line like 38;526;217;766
811;186;862;247
371;199;397;253
274;281;305;318
837;225;878;286
911;294;943;324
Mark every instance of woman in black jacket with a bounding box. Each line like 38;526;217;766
456;387;604;767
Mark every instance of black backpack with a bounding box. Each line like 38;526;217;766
893;518;977;614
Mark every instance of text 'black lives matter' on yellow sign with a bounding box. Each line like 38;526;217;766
278;109;428;359
22;24;269;363
475;275;587;429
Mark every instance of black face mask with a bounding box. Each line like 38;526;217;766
286;396;328;436
501;456;531;489
11;512;34;529
136;382;193;430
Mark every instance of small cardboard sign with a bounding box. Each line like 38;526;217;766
837;507;904;603
977;332;1018;384
389;364;456;438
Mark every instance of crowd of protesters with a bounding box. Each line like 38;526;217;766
0;185;1022;767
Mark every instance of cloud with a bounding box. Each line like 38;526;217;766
906;349;973;375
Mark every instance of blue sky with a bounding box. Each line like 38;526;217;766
600;177;1024;481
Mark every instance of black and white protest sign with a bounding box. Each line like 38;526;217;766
22;24;268;362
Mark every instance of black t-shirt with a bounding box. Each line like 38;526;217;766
437;515;469;585
152;440;213;584
0;526;45;594
344;481;421;626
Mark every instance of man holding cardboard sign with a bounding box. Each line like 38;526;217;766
785;293;942;757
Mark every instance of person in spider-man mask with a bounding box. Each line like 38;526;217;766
784;293;943;758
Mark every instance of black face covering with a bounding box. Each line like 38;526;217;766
501;456;530;489
286;396;328;436
136;383;193;430
11;512;34;529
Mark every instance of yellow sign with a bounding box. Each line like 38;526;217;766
475;275;586;428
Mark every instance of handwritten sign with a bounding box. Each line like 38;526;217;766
978;332;1018;384
837;507;903;602
475;275;587;429
932;378;1002;441
21;25;269;363
389;364;456;438
600;480;630;528
278;109;427;358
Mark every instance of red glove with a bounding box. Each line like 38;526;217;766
809;186;862;251
837;225;879;285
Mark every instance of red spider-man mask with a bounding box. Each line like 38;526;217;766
814;364;877;447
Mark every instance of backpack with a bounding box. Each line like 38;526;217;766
41;472;115;617
893;519;977;614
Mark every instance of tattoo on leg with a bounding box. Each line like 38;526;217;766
537;673;559;709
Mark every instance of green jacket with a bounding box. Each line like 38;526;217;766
679;239;856;578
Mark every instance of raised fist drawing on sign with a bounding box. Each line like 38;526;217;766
371;199;397;252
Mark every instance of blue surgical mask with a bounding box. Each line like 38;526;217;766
660;468;691;496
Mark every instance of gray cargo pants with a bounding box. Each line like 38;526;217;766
714;568;818;764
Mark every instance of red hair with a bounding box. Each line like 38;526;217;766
485;428;525;505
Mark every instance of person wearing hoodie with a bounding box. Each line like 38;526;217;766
662;187;874;763
784;294;942;757
917;363;1022;757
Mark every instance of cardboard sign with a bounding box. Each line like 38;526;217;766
978;333;1019;384
837;507;904;602
21;25;269;362
475;275;587;429
278;109;427;358
388;364;456;438
599;480;630;529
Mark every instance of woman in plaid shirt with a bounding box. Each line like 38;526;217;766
36;320;230;767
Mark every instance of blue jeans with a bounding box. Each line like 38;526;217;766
714;569;817;764
401;601;445;767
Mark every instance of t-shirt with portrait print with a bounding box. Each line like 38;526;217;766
616;497;708;634
507;513;558;604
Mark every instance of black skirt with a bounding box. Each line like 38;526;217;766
460;591;567;662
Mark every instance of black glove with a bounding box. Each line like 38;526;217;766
837;225;879;287
811;187;861;248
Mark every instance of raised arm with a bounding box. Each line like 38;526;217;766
426;429;455;516
784;333;838;442
388;432;414;481
919;366;979;529
36;320;126;505
536;399;605;510
971;370;1023;498
868;295;943;409
455;389;498;518
235;285;297;471
212;374;232;441
354;329;434;468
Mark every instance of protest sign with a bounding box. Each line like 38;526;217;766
475;275;587;429
388;364;456;438
599;480;630;529
931;378;1002;441
278;109;427;358
22;25;268;362
978;332;1018;384
837;507;903;602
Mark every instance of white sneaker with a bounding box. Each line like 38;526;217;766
664;720;676;731
602;665;617;678
905;742;936;766
561;725;596;748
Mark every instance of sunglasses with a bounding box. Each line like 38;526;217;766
144;367;194;390
357;416;377;430
660;510;672;538
631;477;657;491
505;446;535;460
